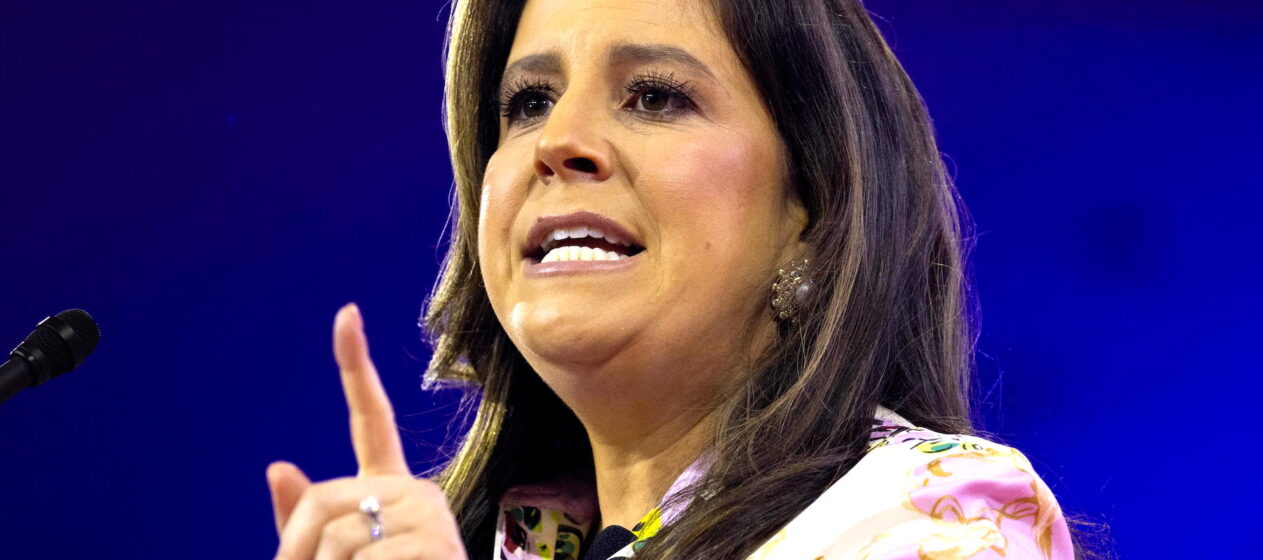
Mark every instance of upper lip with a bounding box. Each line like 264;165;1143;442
523;211;644;258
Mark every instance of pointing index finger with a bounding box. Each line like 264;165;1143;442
334;303;409;477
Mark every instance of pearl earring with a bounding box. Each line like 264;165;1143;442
770;258;813;323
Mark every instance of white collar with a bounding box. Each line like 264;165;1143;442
874;404;914;427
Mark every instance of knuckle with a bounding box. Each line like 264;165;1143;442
318;518;338;541
275;538;304;560
319;517;354;553
349;546;381;560
302;480;328;501
350;534;428;560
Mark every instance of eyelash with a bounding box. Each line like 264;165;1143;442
496;70;698;126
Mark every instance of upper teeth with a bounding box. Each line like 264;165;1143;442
540;246;628;263
540;226;628;252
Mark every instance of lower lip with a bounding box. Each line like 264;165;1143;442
523;253;642;278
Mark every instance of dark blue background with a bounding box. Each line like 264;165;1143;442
2;1;1258;557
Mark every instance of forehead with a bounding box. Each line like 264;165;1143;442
508;0;729;72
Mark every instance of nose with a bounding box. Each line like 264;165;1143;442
533;89;613;185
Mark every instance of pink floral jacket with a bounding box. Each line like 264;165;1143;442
493;407;1073;560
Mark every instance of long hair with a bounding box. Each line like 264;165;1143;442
423;1;977;557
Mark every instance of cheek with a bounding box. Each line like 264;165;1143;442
649;134;784;262
630;131;786;334
477;157;527;297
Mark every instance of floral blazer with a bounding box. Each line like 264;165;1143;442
493;407;1073;560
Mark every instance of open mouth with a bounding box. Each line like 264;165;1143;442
523;211;647;266
526;225;646;263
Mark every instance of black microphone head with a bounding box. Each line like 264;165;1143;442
12;309;100;385
52;309;100;362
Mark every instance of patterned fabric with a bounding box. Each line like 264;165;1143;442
620;453;710;557
493;407;1073;560
494;476;598;560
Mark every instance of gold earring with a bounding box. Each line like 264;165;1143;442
771;258;812;323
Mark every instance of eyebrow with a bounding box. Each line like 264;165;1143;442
607;43;717;81
500;52;563;87
499;42;718;91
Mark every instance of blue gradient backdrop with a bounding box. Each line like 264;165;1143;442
2;1;1258;557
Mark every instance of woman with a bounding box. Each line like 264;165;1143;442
265;0;1077;558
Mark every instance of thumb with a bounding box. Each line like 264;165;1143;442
266;461;311;535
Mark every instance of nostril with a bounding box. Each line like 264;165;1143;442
563;157;598;174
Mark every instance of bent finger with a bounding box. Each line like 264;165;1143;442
275;476;417;560
349;486;467;560
351;532;466;560
267;461;311;535
312;495;429;560
313;509;377;560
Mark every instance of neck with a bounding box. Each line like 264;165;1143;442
586;403;718;532
529;323;774;533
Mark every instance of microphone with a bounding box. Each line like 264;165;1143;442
0;309;100;404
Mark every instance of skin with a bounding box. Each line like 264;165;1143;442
481;0;806;533
266;0;805;557
267;305;466;560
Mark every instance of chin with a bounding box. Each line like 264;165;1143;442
506;298;638;371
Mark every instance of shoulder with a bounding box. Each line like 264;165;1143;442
746;415;1075;560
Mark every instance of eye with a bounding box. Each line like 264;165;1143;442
498;78;558;126
624;70;697;117
634;90;672;112
497;70;698;128
518;95;554;119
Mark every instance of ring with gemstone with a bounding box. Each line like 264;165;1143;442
359;495;385;541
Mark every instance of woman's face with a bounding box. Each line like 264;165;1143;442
479;0;806;392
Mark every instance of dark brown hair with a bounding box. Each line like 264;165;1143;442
424;1;981;558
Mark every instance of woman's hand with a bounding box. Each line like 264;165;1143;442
266;304;467;560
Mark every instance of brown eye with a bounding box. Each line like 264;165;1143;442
498;79;558;126
522;95;553;119
625;71;697;118
637;90;670;112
